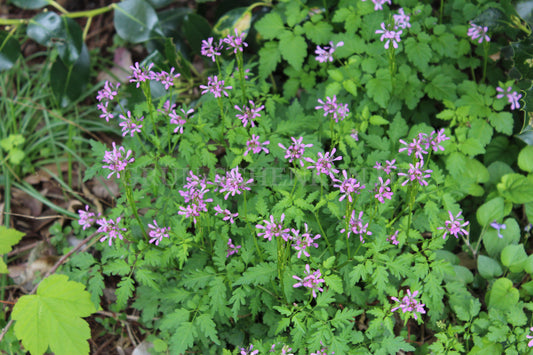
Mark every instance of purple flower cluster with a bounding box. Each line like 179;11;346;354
226;238;241;258
223;29;248;54
96;81;120;122
201;37;223;62
393;8;411;29
214;205;239;224
256;214;290;242
244;134;270;156
305;148;343;180
340;210;372;242
363;0;391;11
270;344;293;355
293;264;325;298
391;289;426;320
147;220;170;246
397;162;432;187
119;111;143;137
438;210;469;240
278;137;313;167
374;159;397;175
200;75;232;98
315;96;350;122
496;86;522;110
387;230;399;245
374;176;393;203
235;100;264;128
169;107;194;134
97;216;127;246
240;344;258;355
178;172;212;224
375;23;402;49
467;22;490;43
290;223;321;258
527;327;533;347
78;205;96;230
315;41;344;63
214;167;254;200
102;142;135;179
129;62;180;90
333;170;365;203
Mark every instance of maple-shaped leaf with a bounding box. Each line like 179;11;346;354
0;226;24;273
12;274;96;355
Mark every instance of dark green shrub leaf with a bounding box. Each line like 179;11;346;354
0;31;21;71
483;218;520;258
476;197;504;227
477;255;503;279
213;6;252;38
50;44;90;107
27;12;63;46
10;0;48;9
114;0;159;43
501;244;528;273
279;32;306;70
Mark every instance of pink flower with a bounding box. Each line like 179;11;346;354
305;148;342;179
169;107;194;134
315;41;344;63
490;221;506;239
244;134;269;156
201;37;223;62
155;67;180;90
315;96;349;122
290;223;321;258
129;62;156;88
200;75;232;98
119;111;143;137
391;288;426;320
147;220;170;245
223;28;248;54
215;167;253;200
293;264;325;298
256;213;290;241
437;210;469;240
397;162;432;186
96;81;120;102
387;230;399;245
278;136;313;167
102;142;135;179
527;327;533;347
496;86;522;110
340;210;372;242
333;170;364;203
78;205;96;230
97;217;127;246
214;205;238;224
399;137;428;161
393;8;411;29
467;23;490;43
226;238;241;258
374;176;393;203
375;22;402;49
235;100;264;127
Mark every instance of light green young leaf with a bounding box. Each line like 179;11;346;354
279;32;307;70
259;41;281;78
255;12;285;39
12;274;96;355
0;226;24;273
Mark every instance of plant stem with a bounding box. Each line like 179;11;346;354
123;171;147;239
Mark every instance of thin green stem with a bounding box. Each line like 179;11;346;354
123;171;147;239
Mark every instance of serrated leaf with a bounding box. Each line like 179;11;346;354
195;314;220;344
234;262;276;286
103;259;130;276
405;37;432;72
115;276;135;309
279;32;306;70
331;308;361;329
258;41;281;78
366;69;392;108
12;274;96;355
255;12;285;39
324;274;343;294
169;322;196;354
0;225;24;256
425;73;456;101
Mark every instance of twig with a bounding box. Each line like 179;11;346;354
0;231;98;343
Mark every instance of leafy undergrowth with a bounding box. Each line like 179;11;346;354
2;0;533;354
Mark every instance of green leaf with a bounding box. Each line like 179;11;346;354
0;225;24;255
169;322;196;354
194;314;219;345
424;73;456;101
405;37;432;72
501;244;528;273
234;262;276;286
476;197;504;227
279;32;306;70
324;274;343;294
255;12;285;40
366;69;392;108
259;41;281;78
369;115;389;126
11;0;48;9
103;259;130;276
114;0;159;43
497;173;533;204
302;21;333;44
483;218;520;258
488;111;513;135
477;255;503;279
487;277;519;310
213;6;251;38
12;274;96;355
518;145;533;172
115;276;135;309
50;44;90;107
0;31;21;71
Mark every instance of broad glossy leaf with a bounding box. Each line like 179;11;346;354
518;145;533;172
501;244;528;273
50;44;90;107
477;255;503;279
487;277;519;310
181;13;212;55
0;31;21;71
213;6;252;38
497;173;533;204
10;0;48;9
27;12;63;46
114;0;159;43
12;274;96;355
476;196;504;227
